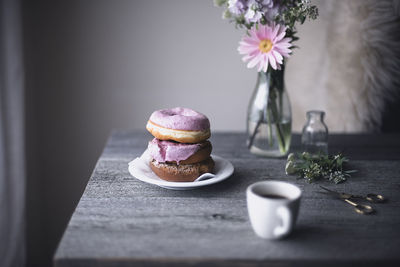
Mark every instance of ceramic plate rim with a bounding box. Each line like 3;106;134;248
128;154;234;189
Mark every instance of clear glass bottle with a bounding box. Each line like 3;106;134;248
301;110;329;154
247;67;292;157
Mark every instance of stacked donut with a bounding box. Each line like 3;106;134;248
146;107;214;182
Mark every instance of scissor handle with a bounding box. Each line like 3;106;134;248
366;194;385;203
351;193;386;203
345;199;374;215
354;204;374;215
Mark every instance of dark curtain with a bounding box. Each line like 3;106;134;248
0;0;26;266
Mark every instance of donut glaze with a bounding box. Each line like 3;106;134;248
146;107;211;143
148;138;212;164
149;107;210;131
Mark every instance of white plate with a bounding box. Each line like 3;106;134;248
128;150;234;190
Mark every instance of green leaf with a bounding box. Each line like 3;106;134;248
285;152;356;184
213;0;228;7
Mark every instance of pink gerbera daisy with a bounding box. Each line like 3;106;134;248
238;23;292;72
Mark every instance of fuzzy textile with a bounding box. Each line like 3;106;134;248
287;0;400;132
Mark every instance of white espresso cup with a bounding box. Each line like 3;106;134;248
246;181;302;239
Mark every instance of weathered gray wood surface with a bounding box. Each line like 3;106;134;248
54;131;400;267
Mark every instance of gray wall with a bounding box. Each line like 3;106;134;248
23;0;328;266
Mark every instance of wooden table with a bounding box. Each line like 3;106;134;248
54;131;400;267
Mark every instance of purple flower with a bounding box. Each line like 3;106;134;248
263;6;280;21
228;0;246;15
244;0;264;23
261;0;274;9
261;0;280;22
245;9;263;23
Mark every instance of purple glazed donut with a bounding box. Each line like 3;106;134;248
147;138;212;165
146;107;211;143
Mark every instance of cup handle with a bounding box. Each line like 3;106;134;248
273;206;292;238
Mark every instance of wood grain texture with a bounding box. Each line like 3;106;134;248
54;131;400;267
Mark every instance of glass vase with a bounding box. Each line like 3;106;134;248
247;67;292;157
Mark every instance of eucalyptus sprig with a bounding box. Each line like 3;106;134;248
285;152;357;184
214;0;319;38
275;0;319;33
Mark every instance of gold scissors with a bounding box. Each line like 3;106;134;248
319;186;385;215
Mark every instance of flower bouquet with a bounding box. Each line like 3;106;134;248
215;0;318;157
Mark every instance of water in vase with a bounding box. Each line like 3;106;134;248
247;120;292;157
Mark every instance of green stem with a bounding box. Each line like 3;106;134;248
268;91;286;155
247;115;262;149
266;106;273;147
